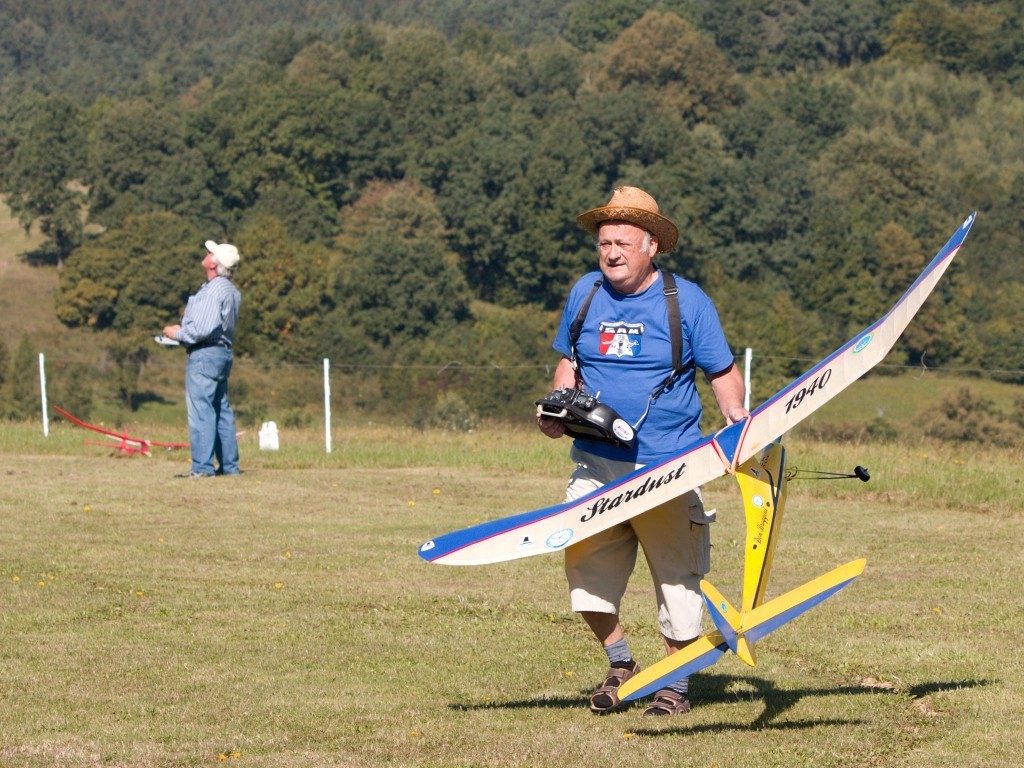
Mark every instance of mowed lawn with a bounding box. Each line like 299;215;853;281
1;423;1022;767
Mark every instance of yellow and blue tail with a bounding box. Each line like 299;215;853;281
619;559;866;702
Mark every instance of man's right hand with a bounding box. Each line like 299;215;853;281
536;411;566;439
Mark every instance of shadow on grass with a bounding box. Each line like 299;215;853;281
130;391;174;410
450;674;990;733
450;696;583;711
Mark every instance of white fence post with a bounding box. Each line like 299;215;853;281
323;358;332;454
743;347;752;412
39;353;49;437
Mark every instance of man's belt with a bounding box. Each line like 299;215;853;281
187;339;231;353
536;388;637;450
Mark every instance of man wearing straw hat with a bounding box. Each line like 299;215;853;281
537;186;747;716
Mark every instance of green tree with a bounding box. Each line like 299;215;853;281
369;25;480;181
105;337;151;411
324;180;473;361
429;41;595;308
974;281;1024;384
6;333;38;420
923;387;1021;446
185;59;389;223
563;0;648;52
473;104;602;309
596;11;741;124
56;212;201;331
696;0;773;74
285;39;357;86
886;0;1015;78
697;81;831;284
808;125;939;296
85;98;220;229
459;300;559;419
50;362;94;421
773;0;887;70
1;96;86;265
872;222;937;366
0;16;47;72
430;111;531;303
232;215;333;361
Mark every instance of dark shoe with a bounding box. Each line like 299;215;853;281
175;471;214;479
642;688;691;716
589;660;640;714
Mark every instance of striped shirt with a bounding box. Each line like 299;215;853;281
176;276;242;347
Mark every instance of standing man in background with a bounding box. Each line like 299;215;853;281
163;240;242;478
537;187;747;716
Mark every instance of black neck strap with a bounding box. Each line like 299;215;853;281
569;269;693;397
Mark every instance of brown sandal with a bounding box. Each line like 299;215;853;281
642;688;691;716
589;660;640;714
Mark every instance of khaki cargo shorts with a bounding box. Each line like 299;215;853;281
563;446;714;641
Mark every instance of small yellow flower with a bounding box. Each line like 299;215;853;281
84;505;91;513
284;551;292;558
12;575;19;583
933;607;941;614
38;581;45;587
624;732;633;740
433;488;440;495
136;591;144;597
408;500;415;507
275;582;283;590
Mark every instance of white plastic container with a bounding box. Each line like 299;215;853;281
258;421;279;451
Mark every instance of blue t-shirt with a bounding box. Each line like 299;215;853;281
553;270;735;464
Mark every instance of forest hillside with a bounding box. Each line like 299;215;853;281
1;0;1022;432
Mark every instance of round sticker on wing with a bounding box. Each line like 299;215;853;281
546;529;574;549
612;419;634;443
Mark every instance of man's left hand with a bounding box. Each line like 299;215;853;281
726;406;749;425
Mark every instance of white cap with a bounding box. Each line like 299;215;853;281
205;240;240;269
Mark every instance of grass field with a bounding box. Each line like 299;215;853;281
3;195;1023;766
2;423;1021;767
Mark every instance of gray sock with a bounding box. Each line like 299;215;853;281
667;677;689;695
603;637;633;665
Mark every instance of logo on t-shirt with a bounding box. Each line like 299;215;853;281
599;321;644;358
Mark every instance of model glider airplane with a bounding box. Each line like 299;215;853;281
53;405;189;456
418;212;975;690
419;212;975;566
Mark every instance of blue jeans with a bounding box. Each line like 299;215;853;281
185;347;239;475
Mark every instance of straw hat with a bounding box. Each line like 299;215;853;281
576;186;678;253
